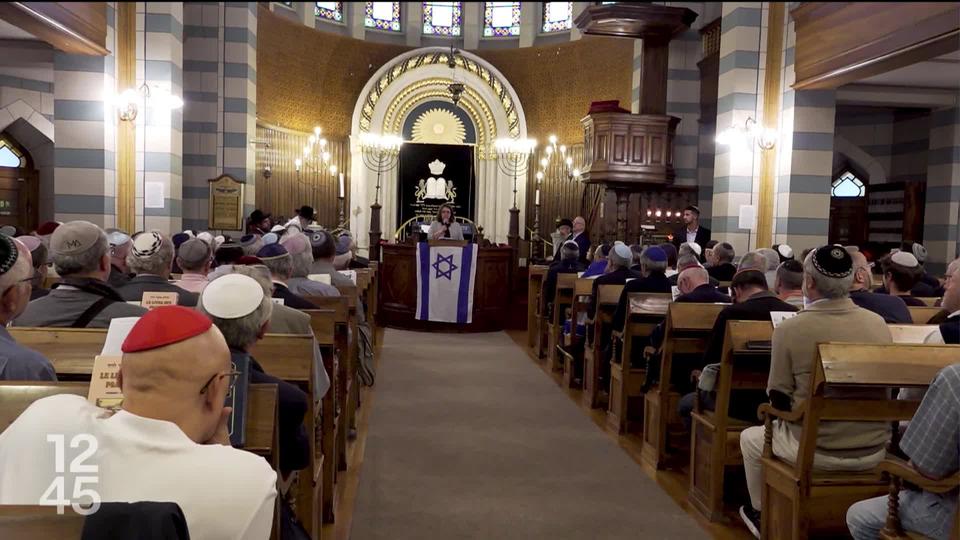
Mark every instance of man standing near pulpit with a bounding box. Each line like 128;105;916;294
672;206;711;259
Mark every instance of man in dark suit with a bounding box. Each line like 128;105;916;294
611;245;673;334
672;205;711;256
848;250;911;323
671;253;720;287
543;240;585;318
707;242;738;282
677;269;799;429
117;232;199;306
676;266;732;304
569;216;591;264
256;243;318;310
588;242;639;318
552;218;574;260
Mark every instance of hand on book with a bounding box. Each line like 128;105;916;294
205;406;233;446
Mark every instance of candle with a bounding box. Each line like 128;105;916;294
535;189;540;206
338;173;345;199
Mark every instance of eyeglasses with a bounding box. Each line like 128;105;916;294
199;370;241;396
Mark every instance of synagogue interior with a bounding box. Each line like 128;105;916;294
0;2;957;539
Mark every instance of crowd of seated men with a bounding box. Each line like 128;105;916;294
542;209;958;539
0;209;371;538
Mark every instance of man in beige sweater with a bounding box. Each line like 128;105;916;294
738;245;892;538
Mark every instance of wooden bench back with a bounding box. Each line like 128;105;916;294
303;296;349;323
915;297;940;307
0;506;85;537
667;302;728;333
790;342;960;482
574;277;594;296
715;320;775;410
301;309;336;346
658;303;729;389
250;334;315;382
621;293;673;363
334;285;358;309
907;306;942;324
597;284;625;307
9;328;105;377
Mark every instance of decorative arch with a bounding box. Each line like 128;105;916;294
349;47;529;249
833;134;887;185
0;99;54;144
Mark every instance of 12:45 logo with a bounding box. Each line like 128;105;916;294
39;434;101;515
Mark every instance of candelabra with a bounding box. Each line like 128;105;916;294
359;132;403;262
493;137;536;251
293;126;337;221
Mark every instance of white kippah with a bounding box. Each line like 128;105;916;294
611;243;632;262
182;230;195;238
683;242;702;256
197;231;214;245
911;243;927;263
201;273;264;319
107;231;131;247
777;244;793;259
891;251;919;268
131;232;163;258
214;235;225;250
270;224;285;233
262;232;279;245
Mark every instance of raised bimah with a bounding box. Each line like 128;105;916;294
378;242;512;332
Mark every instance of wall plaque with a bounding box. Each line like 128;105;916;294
208;174;245;230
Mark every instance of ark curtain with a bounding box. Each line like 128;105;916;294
397;142;475;229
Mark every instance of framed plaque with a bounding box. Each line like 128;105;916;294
208;174;245;230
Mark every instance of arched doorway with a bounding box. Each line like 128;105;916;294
828;159;868;246
0;133;39;232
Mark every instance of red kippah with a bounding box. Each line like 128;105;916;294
36;221;60;236
121;305;213;353
236;255;263;266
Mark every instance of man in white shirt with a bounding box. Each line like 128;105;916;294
172;238;212;294
0;305;277;540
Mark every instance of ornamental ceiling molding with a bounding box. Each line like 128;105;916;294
355;47;525;139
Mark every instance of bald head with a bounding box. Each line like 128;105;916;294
677;266;709;295
119;326;232;443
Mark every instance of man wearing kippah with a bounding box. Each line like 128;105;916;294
282;232;338;298
117;231;199;306
587;242;638;318
0;305;277;538
0;235;55;380
13;221;147;328
878;251;927;306
737;246;893;538
106;229;133;289
172;238;213;294
257;243;318;309
610;245;672;333
542;240;585;320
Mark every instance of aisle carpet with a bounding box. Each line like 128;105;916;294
350;330;706;539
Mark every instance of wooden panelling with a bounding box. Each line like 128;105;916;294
115;2;135;233
791;2;960;89
0;2;108;55
254;124;350;229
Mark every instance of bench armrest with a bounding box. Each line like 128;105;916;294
879;456;960;494
758;403;804;459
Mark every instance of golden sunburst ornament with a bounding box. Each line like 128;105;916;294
411;108;467;144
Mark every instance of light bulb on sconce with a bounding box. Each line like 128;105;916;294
666;211;672;217
322;151;331;162
329;165;338;175
545;145;554;156
303;147;310;156
319;138;327;148
559;145;567;155
548;134;557;145
646;209;652;217
313;126;321;137
565;156;573;167
655;210;662;217
308;135;316;144
294;158;302;171
535;171;544;182
540;158;548;168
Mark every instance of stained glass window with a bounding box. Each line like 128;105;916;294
423;2;462;36
484;2;520;37
542;1;572;33
365;2;401;31
280;1;294;7
0;140;23;168
315;2;343;22
831;171;865;197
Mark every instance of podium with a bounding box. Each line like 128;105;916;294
378;243;513;332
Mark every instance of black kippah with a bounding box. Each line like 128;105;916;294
812;245;852;278
0;234;18;275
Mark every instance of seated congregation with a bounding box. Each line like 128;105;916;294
0;212;377;539
532;207;959;539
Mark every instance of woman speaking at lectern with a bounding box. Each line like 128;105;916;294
428;203;464;240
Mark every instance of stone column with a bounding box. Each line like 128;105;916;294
52;2;118;227
222;2;258;230
137;1;184;233
922;106;960;274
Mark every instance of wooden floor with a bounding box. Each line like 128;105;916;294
325;327;752;540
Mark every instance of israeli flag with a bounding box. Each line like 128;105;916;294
416;242;478;324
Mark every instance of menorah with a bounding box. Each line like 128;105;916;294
493;137;536;252
359;132;403;262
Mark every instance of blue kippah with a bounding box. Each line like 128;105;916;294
240;234;257;246
171;232;190;249
256;243;288;260
645;246;667;262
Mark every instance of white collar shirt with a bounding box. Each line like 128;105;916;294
686;227;698;244
171;273;208;294
0;395;276;540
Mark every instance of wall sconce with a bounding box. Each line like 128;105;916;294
114;84;183;122
716;117;777;151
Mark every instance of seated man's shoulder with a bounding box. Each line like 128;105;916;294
11;394;94;431
104;300;149;317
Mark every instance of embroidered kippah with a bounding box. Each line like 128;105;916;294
0;234;19;275
131;231;163;258
257;243;289;261
811;245;853;278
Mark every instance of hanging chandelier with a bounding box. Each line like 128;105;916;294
447;45;465;108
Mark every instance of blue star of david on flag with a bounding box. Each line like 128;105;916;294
432;252;458;280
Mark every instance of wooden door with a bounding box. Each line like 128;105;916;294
829;195;867;246
0;168;39;232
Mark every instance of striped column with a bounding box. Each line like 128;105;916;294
182;1;221;231
665;2;704;190
52;2;118;228
223;2;258;229
710;2;763;254
773;10;834;253
922;106;960;274
137;1;184;233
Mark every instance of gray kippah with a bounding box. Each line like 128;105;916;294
51;221;102;257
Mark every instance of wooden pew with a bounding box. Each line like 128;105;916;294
607;293;671;434
914;296;940;307
8;329;325;540
546;273;579;372
557;278;594;388
0;506;85;538
527;264;549;350
333;284;361;442
876;456;960;539
302;308;340;524
907;306;942;324
688;320;773;521
641;302;727;470
0;381;282;539
582;284;623;409
759;342;960;539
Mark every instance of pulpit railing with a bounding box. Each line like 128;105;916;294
394;215;478;243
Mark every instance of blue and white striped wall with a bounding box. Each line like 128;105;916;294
52;1;118;228
923;107;960;274
222;2;258;225
136;1;184;233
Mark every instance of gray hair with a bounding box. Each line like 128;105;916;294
714;242;735;263
290;250;313;278
776;261;804;291
639;248;667;275
739;251;768;273
198;265;274;350
802;250;852;299
54;230;109;277
678;243;697;258
127;233;174;276
757;248;780;271
678;266;709;288
677;253;700;271
263;254;293;280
